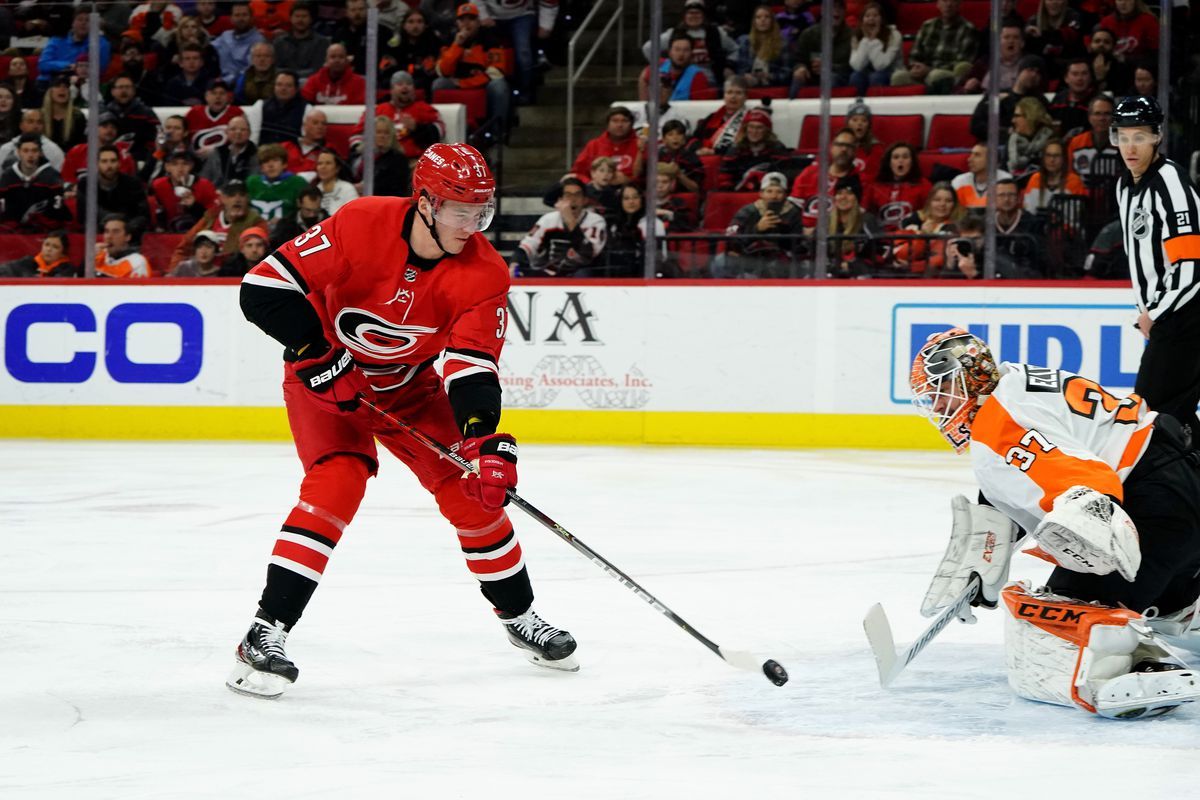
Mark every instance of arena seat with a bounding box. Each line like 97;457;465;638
748;87;788;100
960;1;992;28
324;123;353;159
700;154;722;191
795;86;857;99
866;84;927;97
895;2;940;34
918;151;968;177
0;54;39;82
431;88;487;128
798;114;923;150
925;114;974;151
701;192;758;232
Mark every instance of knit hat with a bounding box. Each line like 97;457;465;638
391;70;415;86
846;99;871;122
239;226;269;244
834;173;863;201
744;108;773;129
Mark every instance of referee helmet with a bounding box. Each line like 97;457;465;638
1109;95;1163;145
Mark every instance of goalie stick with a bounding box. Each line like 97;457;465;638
360;399;789;687
863;576;980;688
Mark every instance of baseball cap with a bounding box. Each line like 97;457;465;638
194;230;220;247
206;77;231;91
761;171;788;191
684;0;706;9
96;111;119;126
51;71;73;87
219;178;248;195
239;226;269;244
456;3;480;17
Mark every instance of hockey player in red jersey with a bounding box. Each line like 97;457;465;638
910;328;1200;718
227;143;578;699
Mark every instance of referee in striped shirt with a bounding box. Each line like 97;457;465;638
1113;95;1200;441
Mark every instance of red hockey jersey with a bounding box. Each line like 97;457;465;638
185;104;248;152
789;164;860;228
866;179;931;232
243;196;510;394
350;100;445;159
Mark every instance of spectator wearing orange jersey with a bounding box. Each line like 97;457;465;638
951;143;1012;209
1022;138;1087;213
433;4;515;136
95;214;152;278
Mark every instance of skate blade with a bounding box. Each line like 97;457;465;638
225;661;294;699
524;650;580;672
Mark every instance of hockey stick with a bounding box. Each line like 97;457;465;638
360;399;789;687
862;576;980;688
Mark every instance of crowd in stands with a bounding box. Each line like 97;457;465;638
529;0;1187;279
0;0;566;278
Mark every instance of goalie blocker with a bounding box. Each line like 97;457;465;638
910;329;1200;716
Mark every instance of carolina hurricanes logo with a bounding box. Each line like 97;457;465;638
879;200;912;227
335;308;438;358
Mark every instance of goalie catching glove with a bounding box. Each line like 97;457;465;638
922;495;1019;620
1033;486;1141;582
460;433;518;512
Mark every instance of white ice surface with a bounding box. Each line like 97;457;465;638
3;442;1198;799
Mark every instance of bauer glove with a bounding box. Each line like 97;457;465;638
460;433;518;512
293;343;372;415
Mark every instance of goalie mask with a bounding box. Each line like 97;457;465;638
910;328;999;453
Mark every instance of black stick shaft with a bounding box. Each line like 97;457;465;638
361;400;728;660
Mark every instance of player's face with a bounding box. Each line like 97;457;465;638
429;197;496;246
1114;126;1159;176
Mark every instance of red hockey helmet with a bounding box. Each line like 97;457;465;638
411;143;496;232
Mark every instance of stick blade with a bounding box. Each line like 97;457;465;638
863;603;901;688
717;646;789;686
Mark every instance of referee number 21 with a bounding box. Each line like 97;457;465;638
294;225;332;257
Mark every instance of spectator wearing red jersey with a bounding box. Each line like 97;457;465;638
300;43;366;105
433;4;516;134
789;128;860;229
129;3;183;49
844;100;883;180
350;71;444;160
689;76;749;157
570;106;639;184
718;108;792;191
1023;0;1086;75
1048;58;1098;140
1099;0;1159;61
195;0;233;38
61;113;137;188
249;0;295;37
865;142;931;233
185;77;248;157
281;108;331;177
151;150;219;232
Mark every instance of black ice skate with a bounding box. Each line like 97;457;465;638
498;608;579;672
226;612;300;699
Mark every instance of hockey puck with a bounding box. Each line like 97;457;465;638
763;659;789;687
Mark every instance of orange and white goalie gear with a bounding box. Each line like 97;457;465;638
1033;486;1141;581
1147;600;1200;657
1002;582;1200;719
910;328;1000;453
966;363;1155;536
922;496;1019;619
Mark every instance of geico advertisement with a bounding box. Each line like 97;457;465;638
2;283;1140;415
887;294;1142;405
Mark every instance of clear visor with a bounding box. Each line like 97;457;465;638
430;197;496;233
1109;128;1161;148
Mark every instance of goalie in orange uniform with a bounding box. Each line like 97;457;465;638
910;328;1200;718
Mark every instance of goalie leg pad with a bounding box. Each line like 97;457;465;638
1002;582;1200;717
